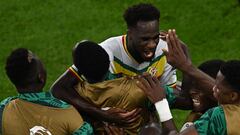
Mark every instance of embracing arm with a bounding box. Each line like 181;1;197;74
51;70;108;121
51;69;141;125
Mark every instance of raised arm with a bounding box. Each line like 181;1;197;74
163;29;216;101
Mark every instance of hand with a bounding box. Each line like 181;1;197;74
105;108;142;126
104;124;124;135
160;31;167;41
162;29;192;71
137;73;166;103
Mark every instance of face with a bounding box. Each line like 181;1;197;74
213;71;237;104
128;20;160;62
190;87;216;112
184;75;216;112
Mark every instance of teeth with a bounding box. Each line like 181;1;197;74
145;51;153;57
192;99;200;106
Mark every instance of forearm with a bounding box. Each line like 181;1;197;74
172;96;193;110
180;64;216;101
51;70;119;123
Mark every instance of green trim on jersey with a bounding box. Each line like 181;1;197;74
0;92;70;109
194;106;227;135
113;54;165;74
18;91;70;108
164;86;176;107
72;122;94;135
0;91;71;134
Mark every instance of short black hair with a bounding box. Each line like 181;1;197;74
5;48;38;88
220;60;240;92
123;3;160;28
198;59;225;78
73;40;110;83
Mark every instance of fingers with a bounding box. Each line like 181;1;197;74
136;80;147;93
160;31;167;41
162;48;169;61
107;107;127;114
138;76;151;90
121;108;142;124
152;76;159;84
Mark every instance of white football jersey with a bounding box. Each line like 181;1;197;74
100;35;177;86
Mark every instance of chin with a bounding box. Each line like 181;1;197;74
142;56;154;62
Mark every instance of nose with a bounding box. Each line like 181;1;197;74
146;40;157;49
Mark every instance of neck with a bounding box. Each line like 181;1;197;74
126;37;144;63
16;84;43;94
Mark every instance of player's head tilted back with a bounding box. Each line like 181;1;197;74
123;3;161;62
72;40;110;83
214;60;240;104
5;48;46;93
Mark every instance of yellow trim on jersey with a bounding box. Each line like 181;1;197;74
146;56;166;77
112;56;167;78
113;61;138;76
122;35;139;64
69;67;84;81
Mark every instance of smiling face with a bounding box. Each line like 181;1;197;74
190;86;217;112
127;20;160;63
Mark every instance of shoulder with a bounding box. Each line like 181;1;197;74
99;35;123;47
0;96;18;109
194;106;226;135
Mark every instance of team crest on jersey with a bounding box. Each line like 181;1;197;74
148;67;157;76
30;126;52;135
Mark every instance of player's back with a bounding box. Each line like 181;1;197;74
2;99;83;135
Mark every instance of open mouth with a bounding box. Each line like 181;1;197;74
143;50;154;59
192;99;200;106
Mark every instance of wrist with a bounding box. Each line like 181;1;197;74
155;98;172;122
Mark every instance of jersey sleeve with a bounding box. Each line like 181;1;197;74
194;106;227;135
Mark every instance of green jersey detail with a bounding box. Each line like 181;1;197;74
194;106;227;135
72;122;94;135
18;91;70;108
164;86;176;107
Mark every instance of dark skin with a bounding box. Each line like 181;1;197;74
163;29;216;102
137;71;240;135
51;45;141;126
127;20;160;63
137;29;240;134
127;21;193;110
137;72;199;135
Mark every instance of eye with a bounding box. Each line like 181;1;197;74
141;37;149;41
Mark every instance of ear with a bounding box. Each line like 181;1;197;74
38;73;45;84
127;29;132;39
230;92;239;102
